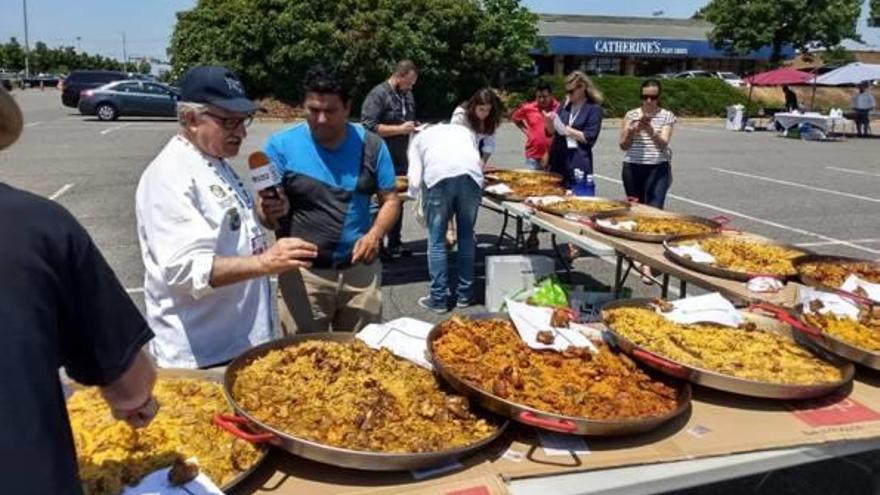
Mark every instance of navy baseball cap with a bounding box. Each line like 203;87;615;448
179;66;257;114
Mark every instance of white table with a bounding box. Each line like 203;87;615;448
773;112;844;134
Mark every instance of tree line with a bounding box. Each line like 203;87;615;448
0;38;150;75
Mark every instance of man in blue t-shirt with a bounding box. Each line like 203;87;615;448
261;66;400;333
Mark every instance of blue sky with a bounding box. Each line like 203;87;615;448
0;0;876;61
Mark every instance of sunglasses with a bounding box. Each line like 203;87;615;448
640;94;660;101
203;111;254;130
565;86;583;95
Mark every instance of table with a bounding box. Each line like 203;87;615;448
773;112;845;134
480;196;800;307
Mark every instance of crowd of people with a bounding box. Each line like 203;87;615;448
0;58;689;492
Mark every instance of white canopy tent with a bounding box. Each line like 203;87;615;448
815;62;880;85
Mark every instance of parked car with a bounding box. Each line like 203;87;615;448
60;70;127;108
77;80;179;121
715;71;746;88
674;70;716;79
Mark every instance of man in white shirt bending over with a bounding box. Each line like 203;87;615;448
407;124;484;313
851;81;876;137
135;66;317;368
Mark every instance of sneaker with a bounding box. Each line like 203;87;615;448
456;299;474;309
418;296;449;314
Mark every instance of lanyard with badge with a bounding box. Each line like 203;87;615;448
179;135;269;255
566;103;583;149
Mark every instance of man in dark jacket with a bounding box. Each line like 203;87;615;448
361;60;418;258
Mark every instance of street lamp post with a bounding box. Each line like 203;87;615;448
22;0;30;78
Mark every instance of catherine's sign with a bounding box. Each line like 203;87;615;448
593;39;689;56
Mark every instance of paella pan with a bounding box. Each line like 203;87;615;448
218;333;507;471
602;299;853;399
67;368;267;495
589;211;726;243
428;314;691;436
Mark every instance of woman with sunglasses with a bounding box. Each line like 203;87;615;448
619;79;676;208
619;79;676;283
545;71;604;189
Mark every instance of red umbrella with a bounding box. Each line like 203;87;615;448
745;67;814;86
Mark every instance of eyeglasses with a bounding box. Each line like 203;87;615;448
640;94;660;101
203;111;253;130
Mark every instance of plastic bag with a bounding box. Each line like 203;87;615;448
526;275;569;308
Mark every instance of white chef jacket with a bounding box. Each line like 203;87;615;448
407;124;484;197
135;135;275;368
852;92;876;110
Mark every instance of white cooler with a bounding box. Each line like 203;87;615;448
485;255;556;312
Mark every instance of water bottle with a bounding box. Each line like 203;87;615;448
572;170;595;196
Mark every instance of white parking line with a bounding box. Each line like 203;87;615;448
795;238;880;248
125;287;144;294
100;123;133;135
593;174;880;255
712;167;880;203
826;166;880;178
48;183;74;201
24;122;41;128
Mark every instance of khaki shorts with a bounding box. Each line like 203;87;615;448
277;261;382;334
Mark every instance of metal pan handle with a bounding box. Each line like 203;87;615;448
632;348;690;379
214;414;276;443
517;411;578;433
710;215;732;225
579;217;595;228
831;288;877;308
626;196;640;204
748;303;823;339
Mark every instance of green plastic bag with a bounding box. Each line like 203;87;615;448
527;275;569;308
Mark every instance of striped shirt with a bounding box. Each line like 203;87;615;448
623;108;676;165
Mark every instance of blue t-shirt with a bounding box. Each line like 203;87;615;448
265;123;395;265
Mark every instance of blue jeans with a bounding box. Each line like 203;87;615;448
622;162;672;209
424;175;482;305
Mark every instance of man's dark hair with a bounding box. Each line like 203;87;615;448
302;65;350;104
393;60;419;77
641;78;662;97
536;82;553;93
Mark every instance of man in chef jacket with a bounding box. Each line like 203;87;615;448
135;66;318;368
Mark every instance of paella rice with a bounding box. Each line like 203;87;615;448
431;316;682;420
542;198;627;216
605;216;714;236
232;340;498;453
805;303;880;351
799;260;880;287
68;378;263;495
677;236;805;276
603;307;842;384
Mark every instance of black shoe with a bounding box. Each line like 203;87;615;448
418;296;449;314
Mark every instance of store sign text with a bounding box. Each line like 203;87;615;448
593;40;689;56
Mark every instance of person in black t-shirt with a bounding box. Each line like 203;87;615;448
0;86;159;494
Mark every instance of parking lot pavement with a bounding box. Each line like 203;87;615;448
4;89;880;493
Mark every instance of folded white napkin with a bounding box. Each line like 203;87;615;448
658;292;744;327
485;183;513;195
596;218;637;231
506;299;598;353
356;318;435;370
841;274;880;303
524;195;566;205
747;276;785;293
122;468;223;495
799;287;861;320
669;243;716;264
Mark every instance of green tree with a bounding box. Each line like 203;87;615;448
169;0;540;116
821;45;857;66
700;0;863;63
870;0;880;26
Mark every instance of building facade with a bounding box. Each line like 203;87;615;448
534;15;788;77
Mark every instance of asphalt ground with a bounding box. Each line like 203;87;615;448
3;89;880;494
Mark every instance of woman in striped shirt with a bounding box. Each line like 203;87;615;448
619;79;676;208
